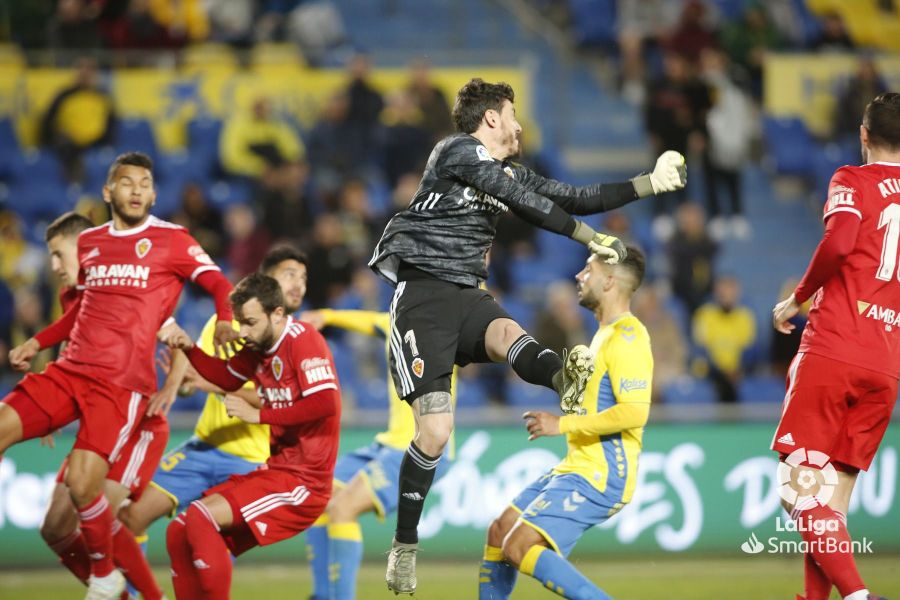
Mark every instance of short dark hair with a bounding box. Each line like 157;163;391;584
452;78;515;134
230;273;284;315
45;211;93;242
863;93;900;150
618;245;646;293
106;151;154;185
259;244;308;275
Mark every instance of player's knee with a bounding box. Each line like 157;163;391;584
66;476;103;507
486;517;509;548
500;535;529;568
118;504;146;535
326;497;355;523
39;516;66;544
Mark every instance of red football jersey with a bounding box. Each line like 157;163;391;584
800;162;900;378
59;216;220;395
227;317;341;493
59;286;80;313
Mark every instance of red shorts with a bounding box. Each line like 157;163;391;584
3;362;148;463
55;413;169;501
772;352;898;471
203;466;328;556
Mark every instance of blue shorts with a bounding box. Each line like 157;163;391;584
333;441;449;519
511;470;624;557
150;438;262;514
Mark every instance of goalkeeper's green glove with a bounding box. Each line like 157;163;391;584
632;150;687;196
572;221;627;265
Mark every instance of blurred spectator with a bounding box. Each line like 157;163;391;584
616;0;684;104
0;211;46;291
602;211;638;247
205;0;254;45
380;91;432;186
255;0;347;64
720;2;785;98
833;58;887;142
171;183;225;258
10;288;51;373
335;179;378;262
99;0;200;50
345;53;385;132
0;278;13;373
811;12;854;52
40;57;115;182
644;51;711;214
223;204;270;279
146;0;209;44
770;277;809;378
307;92;365;194
406;59;453;141
534;281;588;356
668;202;717;314
219;96;305;180
692;275;756;403
665;0;719;67
258;161;313;243
304;213;354;307
632;285;688;401
700;48;753;239
48;0;102;50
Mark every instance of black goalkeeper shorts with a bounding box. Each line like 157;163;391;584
388;277;510;403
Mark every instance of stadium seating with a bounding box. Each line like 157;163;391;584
660;377;718;405
738;375;786;404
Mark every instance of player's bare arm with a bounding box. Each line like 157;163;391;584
224;395;260;423
147;347;191;416
213;320;241;353
522;410;561;441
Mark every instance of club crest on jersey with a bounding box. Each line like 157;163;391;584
412;357;425;378
135;238;152;259
503;166;515;178
272;356;283;381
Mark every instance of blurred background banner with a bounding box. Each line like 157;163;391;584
1;424;896;565
764;53;900;137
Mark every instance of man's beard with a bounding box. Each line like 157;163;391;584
578;291;598;311
249;322;275;350
111;198;149;226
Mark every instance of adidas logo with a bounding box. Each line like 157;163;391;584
88;552;105;560
402;492;424;501
778;433;796;446
255;521;268;536
193;559;210;569
85;247;101;260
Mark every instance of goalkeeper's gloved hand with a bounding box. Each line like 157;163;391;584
588;232;627;265
632;150;687;196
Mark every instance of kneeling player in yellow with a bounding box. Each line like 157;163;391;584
479;246;652;600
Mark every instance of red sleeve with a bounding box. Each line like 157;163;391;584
186;345;257;392
794;212;861;304
259;328;339;426
194;270;234;322
170;230;224;283
34;292;82;349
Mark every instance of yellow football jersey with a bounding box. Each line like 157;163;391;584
192;315;270;463
553;313;653;504
319;310;455;456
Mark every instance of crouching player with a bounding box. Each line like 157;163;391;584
162;273;341;599
479;247;652;600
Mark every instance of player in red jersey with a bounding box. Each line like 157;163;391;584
771;94;900;600
8;211;171;599
161;273;341;600
0;152;237;600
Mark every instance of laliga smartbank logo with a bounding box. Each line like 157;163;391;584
740;448;874;555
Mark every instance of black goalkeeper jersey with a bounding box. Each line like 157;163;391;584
369;133;638;288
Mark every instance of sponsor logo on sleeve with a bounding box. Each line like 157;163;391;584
619;378;648;394
301;357;335;384
475;145;493;162
188;244;214;266
827;185;856;211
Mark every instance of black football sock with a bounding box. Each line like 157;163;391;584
395;441;441;544
507;334;564;391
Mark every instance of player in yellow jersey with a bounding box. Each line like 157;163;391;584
119;246;308;539
478;245;652;600
300;308;455;600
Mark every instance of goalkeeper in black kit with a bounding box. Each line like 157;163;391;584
369;77;686;594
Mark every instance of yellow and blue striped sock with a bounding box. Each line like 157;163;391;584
478;544;517;599
306;514;330;600
327;522;363;600
519;545;611;600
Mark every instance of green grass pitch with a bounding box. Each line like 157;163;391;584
1;556;898;599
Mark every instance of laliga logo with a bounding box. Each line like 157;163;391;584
777;448;838;507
